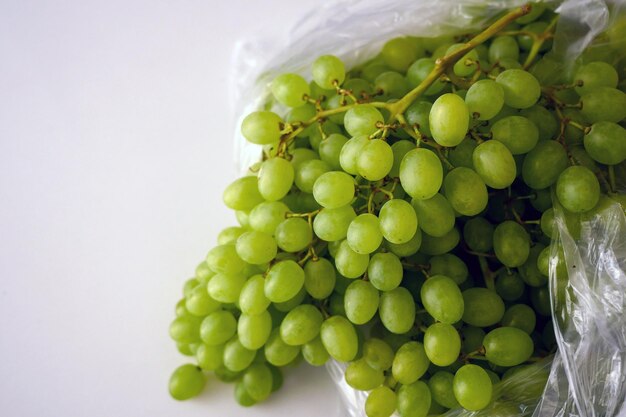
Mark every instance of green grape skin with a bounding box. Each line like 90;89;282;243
397;380;431;417
392;341;430;384
185;284;220;317
264;329;300;367
328;292;346;316
258;157;294;201
520;104;559;140
222;337;257;372
574;61;619;95
343;78;375;99
234;380;256;407
365;386;397;417
303;258;336;299
463;217;494;252
168;364;206;401
472;140;517;189
264;260;305;303
420;275;464;324
495;269;525;301
295;159;331;194
429;254;468;285
465;79;504;120
345;358;386;391
483;327;534;366
443;167;488;216
584;122;626;165
491;115;540;154
429;93;470;147
447;43;479;77
273;286;307;313
488;35;519;63
196;343;224;371
170;315;202;344
368;252;403;291
522;140;569;189
530;187;552;212
461;326;485;353
214;366;243;383
411;193;455;237
340;135;369;175
407;58;445;95
374;71;410;99
382;37;421;72
531;286;552;317
319;133;349;169
502;304;536;334
223;176;264;212
199;310;237;345
347;213;383;255
302;336;330;366
449;138;477;169
362;62;391;83
286;103;316;137
385;227;423;257
335;239;370;278
405;101;433;138
235;231;277;265
313;171;355;209
274;217;312;253
290;148;318;171
363;338;395;371
280;304;324;346
400;148;443;200
496;69;541;109
493;221;531;267
241;111;282;145
217;226;246;245
344;280;380;325
207;271;246;303
238;310;272;350
520;243;548;287
462;288;505;327
242;363;273;402
379;199;418;244
271;73;310;107
248;201;289;235
389;140;416;178
357;139;394;181
580;87;626;123
453;364;492;411
320;315;359;362
238;275;270;316
556;166;600;213
424;323;461;366
313;205;357;242
312;55;345;89
429;371;460;409
344;105;384;137
379;287;416;334
205;244;246;276
420;227;460;255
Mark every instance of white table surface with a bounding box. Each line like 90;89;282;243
0;1;345;416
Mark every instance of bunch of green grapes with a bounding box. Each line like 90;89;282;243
168;3;626;416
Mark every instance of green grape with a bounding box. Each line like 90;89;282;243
241;111;282;145
363;338;395;371
205;244;247;276
176;298;190;317
257;157;294;201
345;358;385;391
448;139;476;169
429;254;468;285
344;78;375;99
520;243;548;287
290;148;318;171
264;329;300;367
556;166;600;213
463;217;494;252
378;199;418;245
313;171;355;209
217;226;246;245
461;326;485;353
420;227;460;255
207;272;246;303
214;366;242;383
186;284;220;317
223;176;264;211
397;380;431;417
382;37;421;72
235;231;277;265
389;140;416;178
319;133;349;169
531;286;552;317
584;122;626;165
405;101;433;139
429;93;470;147
312;55;345;89
237;311;272;350
424;323;461;366
365;386;397;417
379;287;416;334
575;61;619;96
462;288;505;327
313;205;356;242
494;220;530;267
502;304;536;334
320;315;359;362
483;326;534;366
242;363;273;402
271;73;310;107
411;193;455;237
520;104;559;140
400;148;443;200
473;140;517;189
368;252;403;291
196;343;224;371
488;35;520;63
286;103;316;137
530;187;552;212
569;146;598;171
344;280;379;325
339;135;369;175
392;341;430;384
280;304;323;345
302;336;330;366
385;227;423;257
495;269;525;301
274;217;312;253
580;87;626;123
295;159;331;193
344;105;384;137
429;371;459;409
407;58;445;95
453;364;492;411
522;140;569;189
328;292;346;316
234;380;256;407
491;116;540;154
335;239;370;278
420;275;464;324
347;213;383;255
170;315;202;344
303;258;336;299
248;202;287;235
357;139;394;181
264;260;305;303
496;69;541;109
200;310;236;345
465;79;505;120
168;364;206;400
239;275;270;315
374;71;410;98
362;62;392;83
447;43;479;77
273;286;307;312
443;167;488;216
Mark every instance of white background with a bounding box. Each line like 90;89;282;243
0;1;344;416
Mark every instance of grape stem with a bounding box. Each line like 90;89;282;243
523;16;558;69
608;165;616;193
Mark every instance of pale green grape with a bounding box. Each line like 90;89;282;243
502;304;536;334
473;140;517;189
420;227;460;255
320;315;359;362
238;310;272;350
235;210;250;228
462;288;505;327
556;165;600;213
385;227;422;257
496;69;541;109
519;243;548;287
279;304;323;346
344;280;380;325
520;104;559;140
357;139;394;181
290;148;318;171
411;193;455;237
303;258;336;299
335;239;370;278
200;310;236;345
580;87;626;123
362;62;391;83
448;139;477;169
522;140;569;189
344;78;375;99
424;323;461;366
429;254;468;285
379;199;418;244
241;111;282;145
429;371;459;409
205;244;246;275
491;116;539;154
313;205;356;242
407;58;445;94
463;217;494;252
392;341;429;384
382;37;421;71
235;231;277;265
345;358;385;391
207;272;246;303
453;364;492;411
389;140;416;178
258;157;294;201
217;227;246;245
363;338;394;371
347;213;383;254
223;337;256;372
223;176;264;211
313;171;355;208
584;122;626;165
170;315;202;344
495;269;525;301
286;103;316;137
169;364;206;400
488;36;519;63
264;260;305;303
339;135;369;175
264;329;300;366
319;133;349;170
273;286;307;312
465;79;504;120
483;327;534;366
368;252;403;291
302;336;330;366
274;217;312;253
397;381;431;417
420;275;464;324
400;148;443;200
344;105;384;137
196;343;224;371
447;44;479;77
379;287;416;334
575;61;619;96
295;159;331;193
234;380;256;407
430;93;470;147
271;73;310;107
183;278;199;298
405;101;433;137
312;55;345;89
242;363;273;402
374;71;410;98
493;220;530;267
186;284;220;316
443;167;488;216
365;386;397;417
239;275;270;316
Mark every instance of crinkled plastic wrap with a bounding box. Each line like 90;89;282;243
229;0;626;416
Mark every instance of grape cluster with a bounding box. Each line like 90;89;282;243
168;4;626;416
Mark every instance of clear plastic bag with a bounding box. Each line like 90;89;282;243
230;0;626;416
